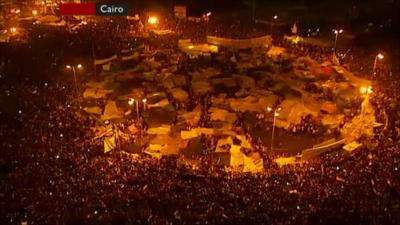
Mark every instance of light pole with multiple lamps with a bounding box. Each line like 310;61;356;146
65;64;82;93
267;107;281;150
332;29;343;52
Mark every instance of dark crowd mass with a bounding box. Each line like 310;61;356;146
1;2;400;225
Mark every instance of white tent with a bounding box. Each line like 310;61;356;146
101;101;124;121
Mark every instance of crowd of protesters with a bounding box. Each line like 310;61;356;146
1;12;400;225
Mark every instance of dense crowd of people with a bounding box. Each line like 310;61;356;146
1;11;400;225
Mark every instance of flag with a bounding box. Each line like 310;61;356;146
94;55;117;65
291;23;298;34
104;134;116;153
332;53;340;65
103;126;116;153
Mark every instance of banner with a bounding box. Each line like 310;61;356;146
147;125;171;135
174;5;186;19
243;152;263;173
94;55;117;65
121;52;139;61
102;63;111;71
207;35;272;49
302;139;345;160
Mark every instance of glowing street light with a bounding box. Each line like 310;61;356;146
332;29;343;52
373;53;384;76
66;64;83;93
10;27;17;34
267;107;281;150
32;9;38;16
147;16;158;25
187;45;194;49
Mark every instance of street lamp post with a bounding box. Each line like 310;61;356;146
205;12;211;36
373;53;384;77
332;29;343;52
268;107;281;150
252;0;256;22
128;98;140;120
66;64;82;94
142;98;147;110
270;15;278;35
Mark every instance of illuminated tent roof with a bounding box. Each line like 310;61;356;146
101;101;124;121
170;88;189;102
209;107;237;123
179;39;218;56
179;105;202;126
83;106;102;115
276;98;319;129
228;95;278;113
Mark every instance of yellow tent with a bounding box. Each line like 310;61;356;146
274;156;297;167
180;105;202;126
171;88;189;102
209;107;237;123
267;46;286;59
181;130;200;139
147;125;171;135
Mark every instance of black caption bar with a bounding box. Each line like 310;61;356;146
96;3;129;16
